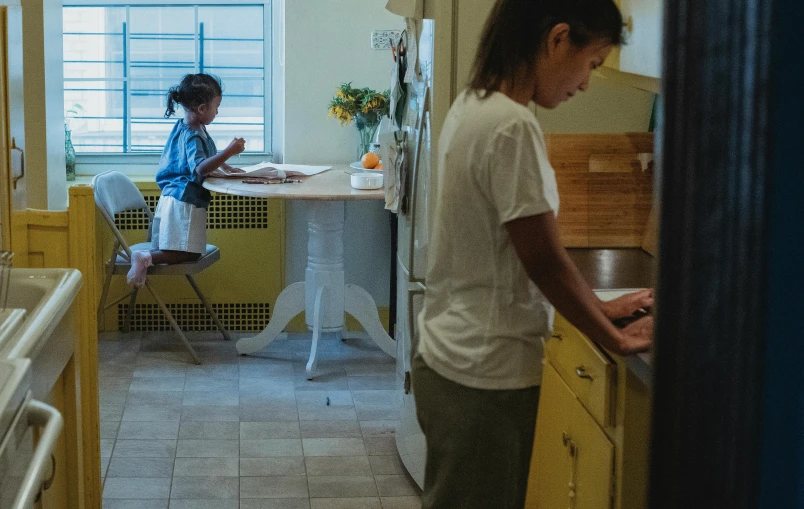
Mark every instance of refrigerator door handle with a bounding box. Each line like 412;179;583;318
407;87;430;286
405;283;427;375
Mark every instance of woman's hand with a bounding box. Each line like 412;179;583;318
224;167;245;174
616;315;654;355
225;137;246;157
600;289;654;320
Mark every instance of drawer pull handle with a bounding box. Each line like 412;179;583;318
575;366;593;380
551;332;563;341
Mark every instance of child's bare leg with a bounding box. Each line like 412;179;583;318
127;250;201;287
150;250;202;264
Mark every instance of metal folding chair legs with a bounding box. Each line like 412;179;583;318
144;279;201;365
186;275;231;341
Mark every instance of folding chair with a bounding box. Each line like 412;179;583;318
93;170;231;364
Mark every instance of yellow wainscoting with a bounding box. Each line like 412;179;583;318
96;182;286;333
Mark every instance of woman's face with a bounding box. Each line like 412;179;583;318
533;26;613;109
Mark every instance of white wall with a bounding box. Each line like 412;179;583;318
283;0;403;307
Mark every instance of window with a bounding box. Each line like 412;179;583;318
63;3;271;154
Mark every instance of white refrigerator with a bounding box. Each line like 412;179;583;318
394;19;433;489
390;1;499;488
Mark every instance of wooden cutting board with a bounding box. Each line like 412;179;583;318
545;133;655;248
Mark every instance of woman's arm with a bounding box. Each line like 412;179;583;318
506;212;653;355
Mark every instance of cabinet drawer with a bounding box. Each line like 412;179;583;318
546;314;616;427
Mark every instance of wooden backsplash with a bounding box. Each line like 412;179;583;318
545;133;655;248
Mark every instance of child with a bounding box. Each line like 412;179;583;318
411;1;654;508
127;73;246;287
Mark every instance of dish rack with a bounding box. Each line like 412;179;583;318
0;252;12;310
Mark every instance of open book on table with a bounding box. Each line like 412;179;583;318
210;162;332;180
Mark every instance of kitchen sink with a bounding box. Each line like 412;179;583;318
1;268;83;398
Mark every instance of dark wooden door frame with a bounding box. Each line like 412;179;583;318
649;0;803;507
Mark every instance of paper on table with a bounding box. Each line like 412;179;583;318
210;163;331;179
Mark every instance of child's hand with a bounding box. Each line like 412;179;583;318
225;137;246;156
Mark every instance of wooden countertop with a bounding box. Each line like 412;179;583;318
203;165;384;201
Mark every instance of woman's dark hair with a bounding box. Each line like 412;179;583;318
165;73;223;118
469;0;623;94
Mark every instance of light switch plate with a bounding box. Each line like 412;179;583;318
371;30;402;50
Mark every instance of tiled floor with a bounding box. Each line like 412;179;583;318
98;329;422;509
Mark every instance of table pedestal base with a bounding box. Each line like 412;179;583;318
235;201;396;379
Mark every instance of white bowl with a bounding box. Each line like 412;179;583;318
350;173;383;190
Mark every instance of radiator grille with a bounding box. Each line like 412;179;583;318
114;194;271;230
118;302;270;332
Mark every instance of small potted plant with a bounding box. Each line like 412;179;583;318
328;83;390;159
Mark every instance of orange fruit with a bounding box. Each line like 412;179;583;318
361;152;379;169
374;163;383;170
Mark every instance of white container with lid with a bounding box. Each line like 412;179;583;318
350;173;383;190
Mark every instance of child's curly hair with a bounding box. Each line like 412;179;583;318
165;73;223;118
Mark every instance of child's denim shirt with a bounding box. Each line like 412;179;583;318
156;120;217;208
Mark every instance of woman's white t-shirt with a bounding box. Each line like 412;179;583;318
417;90;559;390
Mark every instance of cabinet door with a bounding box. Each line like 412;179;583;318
526;363;615;509
618;0;663;78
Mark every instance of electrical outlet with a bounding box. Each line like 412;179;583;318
371;30;402;50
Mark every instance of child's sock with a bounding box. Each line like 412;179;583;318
126;251;153;288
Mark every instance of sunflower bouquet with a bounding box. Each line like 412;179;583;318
328;83;391;158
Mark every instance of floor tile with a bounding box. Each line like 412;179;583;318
176;439;239;458
300;420;362;439
241;421;301;439
239;402;299;422
240;498;310;509
103;477;172;499
100;420;121;439
239;476;309;498
107;457;175;478
240;439;304;457
302;438;367;457
348;375;397;391
122;404;183;422
240;457;307;476
184;376;239;392
112;440;177;458
310;498;381;509
380;496;422;509
364;437;397;455
129;376;185;392
169;500;239;509
369;455;407;475
179;421;240;440
182;390;240;407
360;420;397;438
307;475;378;498
173;457;239;477
170;476;239;499
305;456;372;476
127;391;184;406
182;405;241;422
185;363;240;379
374;475;421;497
344;362;395;377
103;499;169;509
118;420;181;440
99;377;133;391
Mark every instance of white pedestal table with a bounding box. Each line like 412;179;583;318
203;166;395;379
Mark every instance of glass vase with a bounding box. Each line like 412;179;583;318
65;126;76;181
354;112;381;160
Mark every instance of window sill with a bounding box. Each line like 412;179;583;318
75;153;275;176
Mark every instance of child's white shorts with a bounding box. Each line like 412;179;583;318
151;195;207;254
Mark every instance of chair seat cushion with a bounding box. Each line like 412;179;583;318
113;243;221;276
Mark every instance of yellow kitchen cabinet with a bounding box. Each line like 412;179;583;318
526;313;653;509
34;368;73;509
526;363;615;509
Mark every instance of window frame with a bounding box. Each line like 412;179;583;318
65;0;278;174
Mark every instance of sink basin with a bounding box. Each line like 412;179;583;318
1;269;82;398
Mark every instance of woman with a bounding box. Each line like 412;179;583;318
412;1;654;508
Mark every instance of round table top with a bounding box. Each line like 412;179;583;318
203;165;384;201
